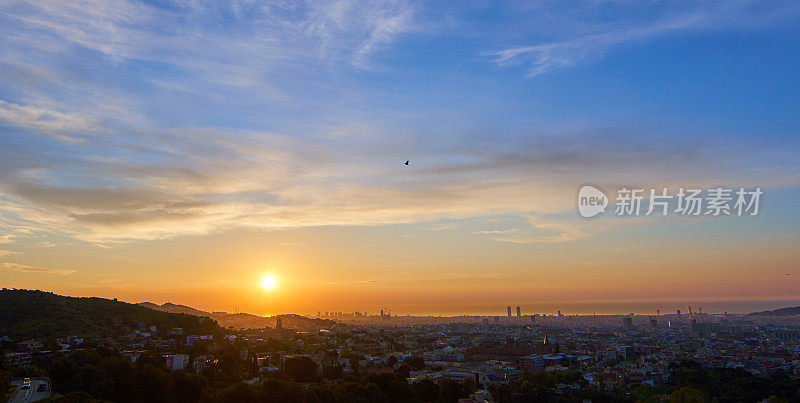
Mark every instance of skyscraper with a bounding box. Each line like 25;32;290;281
507;306;512;317
623;317;634;329
516;306;521;317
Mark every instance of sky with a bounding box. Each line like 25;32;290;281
1;0;799;316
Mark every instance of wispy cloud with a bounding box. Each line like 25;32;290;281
0;262;75;275
0;123;796;244
279;242;306;247
0;100;98;142
487;1;800;77
0;0;798;247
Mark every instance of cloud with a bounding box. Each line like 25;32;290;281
0;0;798;247
0;262;76;275
487;1;800;77
279;242;306;246
304;0;418;68
0;100;98;142
327;279;382;285
489;15;703;77
0;250;21;257
0;122;797;244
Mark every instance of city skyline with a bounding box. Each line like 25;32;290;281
1;1;800;317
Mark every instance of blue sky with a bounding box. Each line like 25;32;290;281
0;1;799;312
1;0;799;241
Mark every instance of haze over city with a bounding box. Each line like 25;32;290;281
1;0;799;317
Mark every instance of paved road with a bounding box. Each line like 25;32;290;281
7;378;50;403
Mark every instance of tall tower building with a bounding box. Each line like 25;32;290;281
623;317;634;329
507;306;512;317
275;316;283;331
688;306;693;315
516;306;521;317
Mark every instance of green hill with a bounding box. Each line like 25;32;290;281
0;289;221;340
750;306;800;316
140;302;341;330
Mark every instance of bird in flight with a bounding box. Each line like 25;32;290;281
404;160;409;165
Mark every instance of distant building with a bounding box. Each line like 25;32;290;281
276;316;283;330
166;328;184;336
619;346;636;360
186;335;212;345
165;354;189;371
516;306;521;317
623;317;634;329
507;306;512;317
193;355;216;373
15;340;43;352
519;354;544;371
5;352;31;367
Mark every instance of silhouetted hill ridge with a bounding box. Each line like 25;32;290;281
0;289;221;339
750;306;800;316
139;302;339;330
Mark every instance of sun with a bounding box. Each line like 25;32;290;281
261;275;278;290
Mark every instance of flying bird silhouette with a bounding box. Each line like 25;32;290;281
404;160;409;165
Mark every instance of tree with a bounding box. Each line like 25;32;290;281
169;370;205;402
262;378;304;402
387;355;398;368
669;387;709;403
283;357;318;383
439;380;471;403
212;382;259;403
331;381;385;403
304;385;335;403
403;356;425;371
322;364;343;380
410;379;439;402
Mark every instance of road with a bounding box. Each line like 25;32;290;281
7;378;50;403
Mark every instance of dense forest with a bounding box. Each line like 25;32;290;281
0;289;222;339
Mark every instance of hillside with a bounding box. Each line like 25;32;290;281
0;289;221;339
750;306;800;316
139;301;210;317
140;302;340;331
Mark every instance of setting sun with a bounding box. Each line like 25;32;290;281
261;275;277;290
